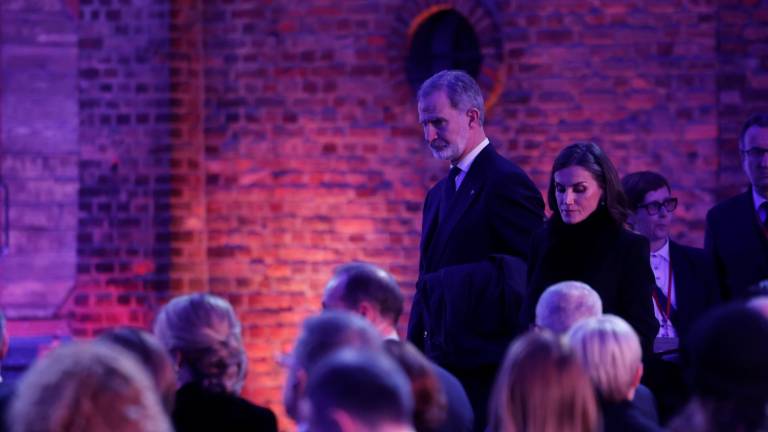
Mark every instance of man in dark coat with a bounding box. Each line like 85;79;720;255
322;262;474;432
406;70;545;431
705;114;768;300
622;171;720;344
623;170;720;423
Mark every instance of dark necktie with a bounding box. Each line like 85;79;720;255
761;202;768;229
439;166;462;224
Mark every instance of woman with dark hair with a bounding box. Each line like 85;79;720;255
522;142;659;355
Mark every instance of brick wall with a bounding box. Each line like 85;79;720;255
0;0;78;319
1;1;767;431
716;0;768;200
200;1;430;416
72;0;177;335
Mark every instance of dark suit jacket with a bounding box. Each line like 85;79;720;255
523;209;659;356
408;143;544;432
431;363;474;432
409;144;544;353
705;189;768;300
668;241;720;341
172;383;278;432
416;144;545;276
601;398;665;432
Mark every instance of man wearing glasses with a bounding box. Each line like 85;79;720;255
623;171;719;347
623;171;720;424
705;114;768;300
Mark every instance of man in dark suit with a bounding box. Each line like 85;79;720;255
407;70;545;430
705;114;768;301
322;261;474;432
623;171;720;344
623;170;720;423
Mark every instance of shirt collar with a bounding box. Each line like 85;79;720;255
383;329;400;341
454;138;490;173
652;238;670;262
753;187;768;213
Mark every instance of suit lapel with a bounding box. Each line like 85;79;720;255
734;191;768;266
669;241;692;328
420;184;444;272
424;145;494;272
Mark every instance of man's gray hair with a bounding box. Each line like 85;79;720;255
567;314;643;402
283;311;382;420
305;348;414;431
535;281;603;335
417;70;485;124
153;293;246;393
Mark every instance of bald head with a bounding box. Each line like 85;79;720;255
535;281;602;335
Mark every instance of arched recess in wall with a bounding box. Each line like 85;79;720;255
387;1;506;113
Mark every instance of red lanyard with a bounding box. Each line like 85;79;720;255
651;266;673;320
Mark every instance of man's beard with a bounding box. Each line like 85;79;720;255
429;139;459;161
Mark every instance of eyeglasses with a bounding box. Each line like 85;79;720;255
742;147;768;160
637;197;678;215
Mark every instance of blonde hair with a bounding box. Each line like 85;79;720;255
488;331;598;432
9;342;172;432
567;314;642;402
153;293;247;394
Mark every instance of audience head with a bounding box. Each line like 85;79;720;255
305;348;414;432
9;341;172;432
739;113;768;198
322;262;404;335
153;293;246;394
670;304;768;432
0;309;7;362
97;327;176;413
535;281;602;335
567;314;643;402
417;70;485;163
489;331;598;432
748;295;768;318
687;304;768;402
622;171;676;250
548;142;628;225
383;339;446;432
284;311;382;421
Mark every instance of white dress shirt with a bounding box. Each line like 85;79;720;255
450;138;490;191
651;239;677;339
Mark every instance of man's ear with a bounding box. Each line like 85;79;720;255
466;107;481;128
357;301;376;321
626;212;636;230
171;349;183;371
633;363;644;389
331;409;362;432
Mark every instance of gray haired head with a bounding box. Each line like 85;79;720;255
535;281;602;335
283;311;382;421
153;293;246;394
305;348;414;431
417;70;485;125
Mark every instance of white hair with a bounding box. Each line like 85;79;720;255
748;296;768;319
567;314;642;402
535;281;602;335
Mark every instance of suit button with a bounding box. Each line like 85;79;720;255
423;330;428;340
